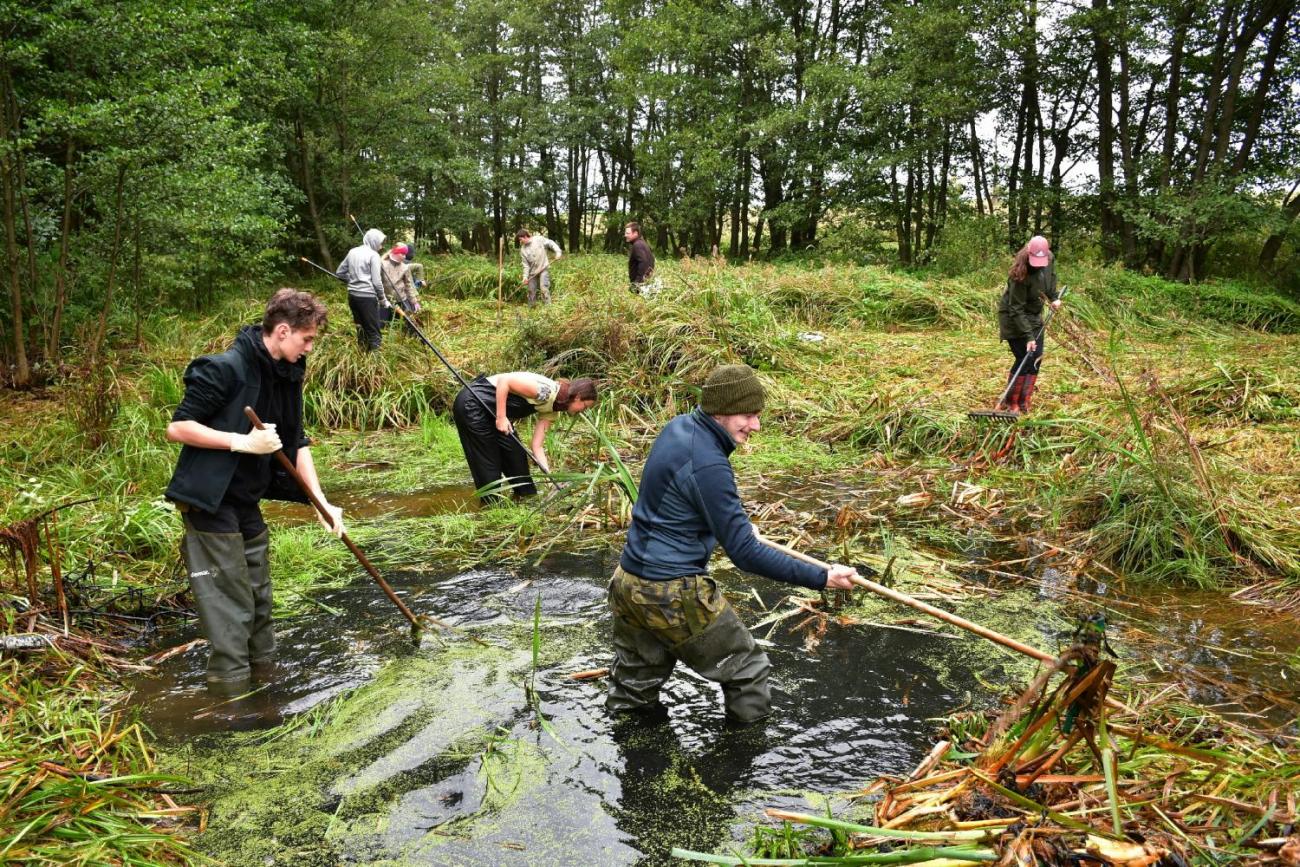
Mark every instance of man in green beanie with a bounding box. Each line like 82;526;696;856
607;363;858;724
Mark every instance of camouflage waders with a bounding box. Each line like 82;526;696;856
181;517;275;689
606;566;771;723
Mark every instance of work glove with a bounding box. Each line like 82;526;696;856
316;502;345;538
230;425;281;454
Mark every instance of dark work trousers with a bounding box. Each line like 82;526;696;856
182;501;274;686
451;388;536;502
348;293;383;352
1006;337;1044;380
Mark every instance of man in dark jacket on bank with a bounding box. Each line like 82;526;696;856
165;289;344;692
607;364;858;723
625;221;655;292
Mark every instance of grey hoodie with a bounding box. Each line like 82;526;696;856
336;228;389;305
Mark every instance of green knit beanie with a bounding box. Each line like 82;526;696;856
700;364;765;415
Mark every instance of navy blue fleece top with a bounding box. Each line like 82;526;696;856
619;409;827;589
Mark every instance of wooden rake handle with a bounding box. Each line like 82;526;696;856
753;530;1055;664
243;407;422;631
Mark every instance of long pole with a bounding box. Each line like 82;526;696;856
754;530;1131;712
496;236;504;323
243;407;479;643
753;530;1054;663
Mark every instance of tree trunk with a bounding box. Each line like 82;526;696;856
295;116;332;267
89;165;127;365
1007;87;1027;249
1116;17;1138;264
938;128;951;237
567;142;581;251
48;137;75;364
1230;2;1293;174
895;161;913;265
132;213;143;348
759;156;786;254
1259;181;1300;270
1;64;29;386
1093;0;1121;262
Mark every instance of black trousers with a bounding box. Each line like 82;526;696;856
1006;337;1044;379
451;387;536;502
347;294;382;352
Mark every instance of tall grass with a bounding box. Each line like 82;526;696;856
304;332;445;429
0;659;196;865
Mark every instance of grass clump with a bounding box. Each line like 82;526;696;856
305;330;445;430
0;657;197;865
1170;361;1299;422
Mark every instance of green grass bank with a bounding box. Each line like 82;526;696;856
2;254;1298;863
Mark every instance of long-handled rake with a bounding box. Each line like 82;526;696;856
753;529;1128;713
969;286;1069;421
243;407;484;646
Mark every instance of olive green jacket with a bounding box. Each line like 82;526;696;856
997;262;1058;340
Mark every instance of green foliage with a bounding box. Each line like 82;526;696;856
304;328;445;430
0;660;196;865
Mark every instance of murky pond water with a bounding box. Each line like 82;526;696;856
133;550;1001;865
132;490;1300;866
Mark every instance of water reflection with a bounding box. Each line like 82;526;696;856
128;541;1300;864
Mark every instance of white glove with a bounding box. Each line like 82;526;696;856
230;425;281;454
316;502;345;538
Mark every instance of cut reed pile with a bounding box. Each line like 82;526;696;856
0;649;197;863
674;632;1299;866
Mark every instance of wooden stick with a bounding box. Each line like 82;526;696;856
753;530;1055;663
496;235;504;322
243;407;481;644
754;531;1134;715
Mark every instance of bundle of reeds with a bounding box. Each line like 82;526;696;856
0;658;198;863
675;637;1299;866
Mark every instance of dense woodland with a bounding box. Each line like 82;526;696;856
1;0;1297;386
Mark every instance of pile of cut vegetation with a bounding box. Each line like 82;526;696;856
674;630;1299;866
0;511;196;864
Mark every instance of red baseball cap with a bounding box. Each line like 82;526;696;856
1027;235;1051;266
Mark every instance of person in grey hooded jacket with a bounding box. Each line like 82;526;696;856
336;228;390;351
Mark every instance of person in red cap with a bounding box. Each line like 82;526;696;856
380;244;420;330
996;235;1062;414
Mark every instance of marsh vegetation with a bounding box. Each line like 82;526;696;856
3;256;1299;864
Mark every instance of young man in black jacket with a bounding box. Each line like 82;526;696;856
625;221;656;292
607;364;858;723
165;289;343;691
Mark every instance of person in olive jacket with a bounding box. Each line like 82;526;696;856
165;289;344;691
997;235;1063;414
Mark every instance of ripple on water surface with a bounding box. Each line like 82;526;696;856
127;555;1023;866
